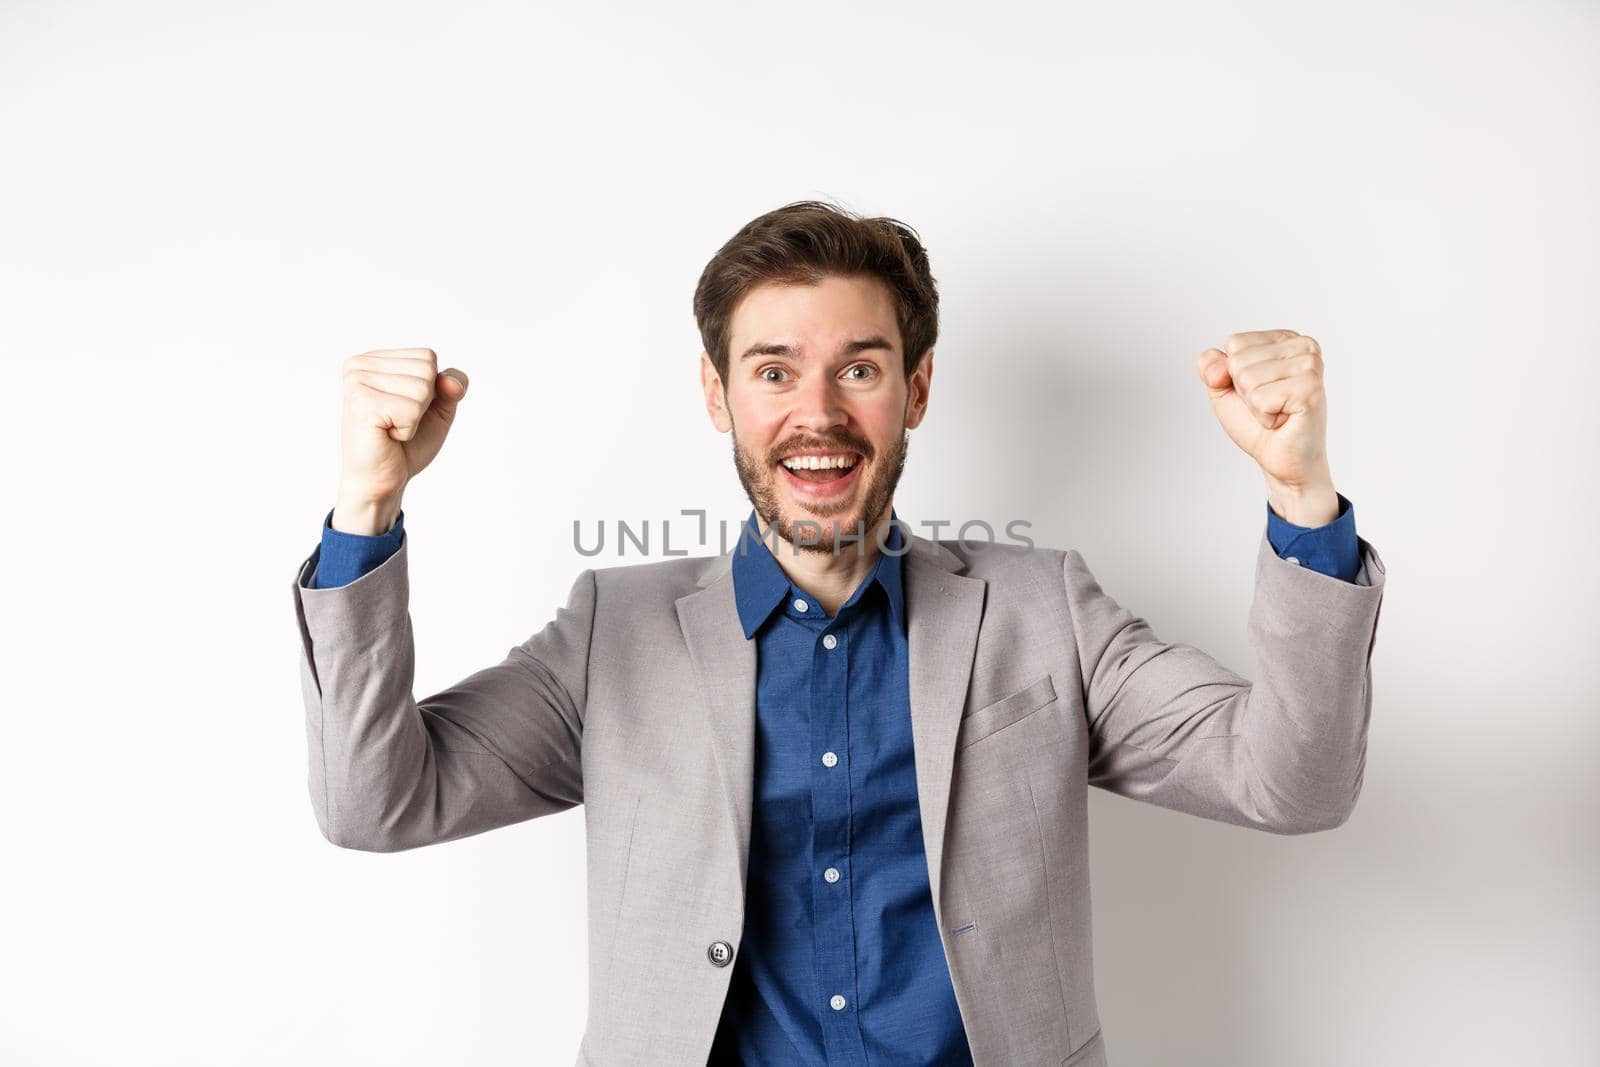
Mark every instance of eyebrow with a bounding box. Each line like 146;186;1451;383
737;335;897;363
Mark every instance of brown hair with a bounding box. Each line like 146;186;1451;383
693;199;939;383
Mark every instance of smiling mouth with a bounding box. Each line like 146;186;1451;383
778;450;862;484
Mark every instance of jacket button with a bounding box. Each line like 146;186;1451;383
707;940;734;967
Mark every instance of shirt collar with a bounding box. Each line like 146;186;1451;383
730;508;907;639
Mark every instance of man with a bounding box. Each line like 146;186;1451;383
290;201;1386;1066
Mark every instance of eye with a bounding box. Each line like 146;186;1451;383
843;363;878;381
758;366;790;383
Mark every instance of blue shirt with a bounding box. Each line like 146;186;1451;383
705;510;969;1064
302;494;1362;1063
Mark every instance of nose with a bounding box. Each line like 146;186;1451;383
790;369;849;438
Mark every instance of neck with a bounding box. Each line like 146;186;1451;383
756;503;895;617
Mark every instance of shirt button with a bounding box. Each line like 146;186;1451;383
824;867;841;883
830;994;846;1011
1286;556;1300;565
793;598;809;612
822;633;838;650
707;940;734;967
821;751;838;768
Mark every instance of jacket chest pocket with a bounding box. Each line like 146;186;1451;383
957;673;1060;750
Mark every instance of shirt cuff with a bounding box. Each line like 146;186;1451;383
1265;491;1361;583
308;506;406;589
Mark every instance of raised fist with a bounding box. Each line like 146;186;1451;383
333;347;469;533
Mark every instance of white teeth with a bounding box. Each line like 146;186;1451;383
782;453;857;470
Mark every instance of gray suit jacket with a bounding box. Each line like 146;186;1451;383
291;523;1387;1066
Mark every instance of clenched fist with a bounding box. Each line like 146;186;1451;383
333;347;469;535
1196;329;1332;485
1196;329;1340;527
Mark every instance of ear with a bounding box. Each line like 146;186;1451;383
700;351;733;432
903;347;934;429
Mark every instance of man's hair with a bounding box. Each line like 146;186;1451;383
693;199;939;383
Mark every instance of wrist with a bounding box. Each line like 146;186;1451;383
1265;475;1339;527
331;491;403;536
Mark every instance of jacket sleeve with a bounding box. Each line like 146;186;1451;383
291;531;595;852
1063;525;1387;834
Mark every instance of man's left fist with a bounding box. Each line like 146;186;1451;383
1196;329;1333;495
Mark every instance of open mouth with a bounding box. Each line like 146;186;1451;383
777;450;864;496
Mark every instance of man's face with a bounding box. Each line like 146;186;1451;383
700;273;933;554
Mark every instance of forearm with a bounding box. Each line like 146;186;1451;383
1074;529;1387;835
292;537;591;851
1235;531;1385;830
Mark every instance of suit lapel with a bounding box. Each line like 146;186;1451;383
676;553;757;899
902;535;986;911
674;534;985;913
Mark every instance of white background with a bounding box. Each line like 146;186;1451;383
2;1;1595;1064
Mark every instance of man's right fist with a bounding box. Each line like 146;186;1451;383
332;347;469;535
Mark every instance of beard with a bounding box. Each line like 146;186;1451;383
731;423;910;557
